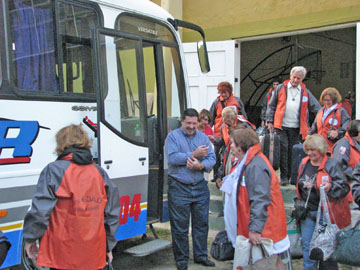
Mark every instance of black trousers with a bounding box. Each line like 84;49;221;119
275;127;300;181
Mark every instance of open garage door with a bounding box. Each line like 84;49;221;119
183;40;240;112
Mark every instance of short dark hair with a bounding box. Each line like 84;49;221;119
272;77;282;83
348;120;360;137
181;108;199;121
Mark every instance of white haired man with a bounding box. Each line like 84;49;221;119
266;66;321;186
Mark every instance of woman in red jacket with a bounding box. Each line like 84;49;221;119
23;124;120;270
308;87;350;152
222;128;292;269
296;134;350;270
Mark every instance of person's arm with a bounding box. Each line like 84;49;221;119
209;99;218;127
326;159;350;199
245;158;271;235
100;168;120;256
166;132;192;166
337;108;351;137
307;89;322;116
236;97;247;118
23;164;60;243
308;110;320;135
352;163;360;205
332;140;352;181
266;86;280;130
199;137;216;172
260;93;269;124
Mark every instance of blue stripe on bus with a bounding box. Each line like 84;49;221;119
115;209;147;241
1;230;22;269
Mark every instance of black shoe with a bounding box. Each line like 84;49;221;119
280;178;289;186
194;259;215;267
176;262;188;270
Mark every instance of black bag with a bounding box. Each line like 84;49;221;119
332;220;360;266
260;132;280;170
210;230;234;261
290;144;307;185
291;198;307;220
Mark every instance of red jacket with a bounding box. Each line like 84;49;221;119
273;80;309;140
23;148;120;270
315;104;343;151
237;144;287;243
210;94;246;137
296;156;351;229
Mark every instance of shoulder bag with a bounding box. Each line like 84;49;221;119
241;243;286;270
331;219;360;266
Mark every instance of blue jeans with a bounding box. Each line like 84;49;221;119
168;177;210;265
300;210;338;270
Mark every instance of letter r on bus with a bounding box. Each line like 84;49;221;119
0;120;40;164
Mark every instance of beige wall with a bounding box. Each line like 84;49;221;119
180;0;360;42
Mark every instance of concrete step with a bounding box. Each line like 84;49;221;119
209;211;225;231
210;195;223;213
281;184;297;204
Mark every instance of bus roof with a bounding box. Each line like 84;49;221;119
92;0;174;22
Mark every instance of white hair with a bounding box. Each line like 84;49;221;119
290;66;307;78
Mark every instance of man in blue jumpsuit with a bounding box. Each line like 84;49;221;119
166;108;216;270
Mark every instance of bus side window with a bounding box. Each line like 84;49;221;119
58;2;98;94
8;0;100;95
9;0;59;92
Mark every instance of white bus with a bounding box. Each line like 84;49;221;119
0;0;210;268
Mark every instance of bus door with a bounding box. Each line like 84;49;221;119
93;28;149;240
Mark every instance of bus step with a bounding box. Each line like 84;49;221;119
123;239;172;257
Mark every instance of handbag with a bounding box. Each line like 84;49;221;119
309;186;340;261
240;243;286;270
331;219;360;266
292;174;315;220
210;230;234;261
232;236;273;270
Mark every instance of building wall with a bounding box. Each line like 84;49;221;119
179;0;360;42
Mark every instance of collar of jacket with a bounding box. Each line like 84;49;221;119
57;147;93;165
244;144;261;166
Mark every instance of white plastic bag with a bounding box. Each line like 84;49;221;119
232;235;273;270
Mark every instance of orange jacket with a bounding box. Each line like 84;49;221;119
266;80;321;140
236;144;287;243
23;148;120;270
296;156;351;229
315;104;343;151
210;94;246;137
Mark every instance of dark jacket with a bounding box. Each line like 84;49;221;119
296;156;350;229
352;163;360;205
23;148;120;270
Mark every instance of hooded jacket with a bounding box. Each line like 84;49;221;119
23;148;120;270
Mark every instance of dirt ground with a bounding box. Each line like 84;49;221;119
110;224;354;270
